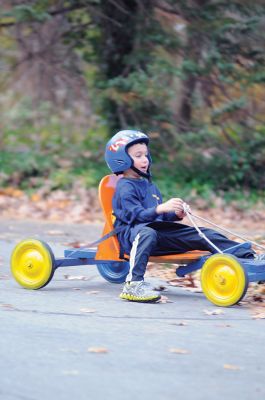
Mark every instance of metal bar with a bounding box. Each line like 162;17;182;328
242;260;265;282
247;272;265;282
64;248;97;259
55;258;97;268
176;256;208;277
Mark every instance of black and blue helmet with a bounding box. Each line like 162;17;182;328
105;130;152;179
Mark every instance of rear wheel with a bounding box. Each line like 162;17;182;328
11;239;55;289
97;262;129;283
201;254;248;306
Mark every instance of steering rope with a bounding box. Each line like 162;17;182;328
182;203;265;252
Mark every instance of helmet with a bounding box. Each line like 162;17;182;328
105;130;152;178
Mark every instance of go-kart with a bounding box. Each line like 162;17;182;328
10;175;265;307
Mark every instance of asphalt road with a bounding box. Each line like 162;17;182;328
0;219;264;400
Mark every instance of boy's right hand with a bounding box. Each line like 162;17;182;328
156;198;184;215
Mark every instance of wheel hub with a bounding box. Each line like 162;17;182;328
26;262;33;270
212;265;236;293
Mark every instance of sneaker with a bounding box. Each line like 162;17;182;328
254;253;265;261
120;281;161;303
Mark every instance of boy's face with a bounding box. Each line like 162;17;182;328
127;142;149;177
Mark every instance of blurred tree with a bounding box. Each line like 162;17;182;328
0;0;90;118
1;0;264;134
0;0;264;190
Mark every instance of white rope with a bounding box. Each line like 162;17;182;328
182;203;265;251
183;203;223;253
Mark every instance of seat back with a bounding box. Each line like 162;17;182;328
95;174;123;261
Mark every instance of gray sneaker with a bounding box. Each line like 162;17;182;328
120;281;161;303
254;253;265;261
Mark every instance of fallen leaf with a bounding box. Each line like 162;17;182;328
0;303;16;310
86;291;100;295
0;187;24;197
0;275;9;280
87;347;108;353
252;312;265;319
64;275;89;281
224;364;241;370
258;286;265;295
80;308;96;313
158;295;174;304
46;230;64;236
203;309;225;316
169;348;190;354
185;287;202;293
31;193;41;202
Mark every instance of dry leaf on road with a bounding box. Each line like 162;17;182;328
0;275;9;280
252;312;265;319
0;303;16;310
80;308;96;313
64;275;90;281
158;295;174;304
169;348;190;354
46;230;65;236
203;309;225;316
170;321;188;326
87;347;109;353
224;364;241;370
86;291;100;295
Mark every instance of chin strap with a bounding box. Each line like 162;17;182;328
131;165;152;181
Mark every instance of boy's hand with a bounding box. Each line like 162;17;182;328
156;198;185;216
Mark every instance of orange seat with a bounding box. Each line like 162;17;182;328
95;174;209;263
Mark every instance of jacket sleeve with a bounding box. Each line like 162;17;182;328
155;187;183;222
116;185;158;224
163;211;180;221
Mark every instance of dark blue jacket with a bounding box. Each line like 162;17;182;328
112;177;179;255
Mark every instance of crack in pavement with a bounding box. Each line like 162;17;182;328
0;306;255;321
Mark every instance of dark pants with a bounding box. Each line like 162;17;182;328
126;222;255;282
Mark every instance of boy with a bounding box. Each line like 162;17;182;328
105;130;260;303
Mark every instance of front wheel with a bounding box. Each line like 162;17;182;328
201;254;248;307
97;262;129;283
11;239;55;289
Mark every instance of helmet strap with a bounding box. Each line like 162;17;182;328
131;165;152;181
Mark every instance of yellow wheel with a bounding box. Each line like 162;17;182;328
11;239;55;289
201;254;248;307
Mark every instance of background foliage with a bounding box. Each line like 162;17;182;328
0;0;264;201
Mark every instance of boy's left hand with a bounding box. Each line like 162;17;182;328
175;202;191;219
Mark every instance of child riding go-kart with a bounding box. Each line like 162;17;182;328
10;130;265;306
